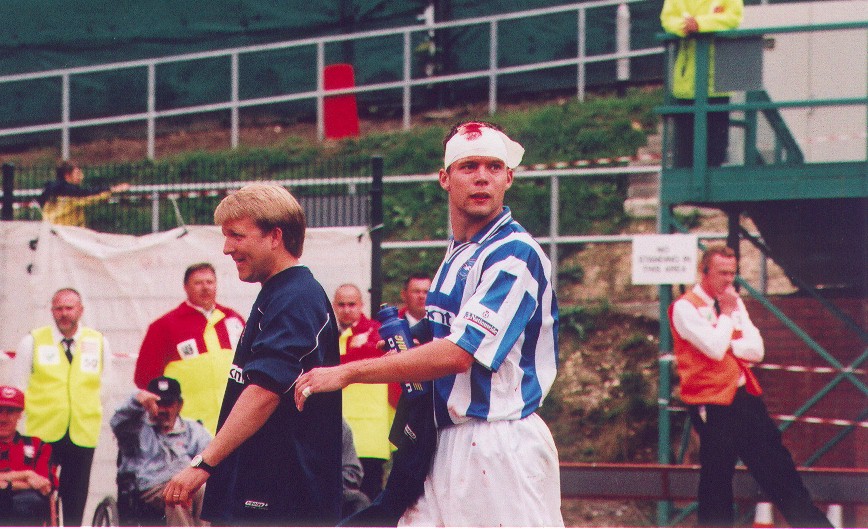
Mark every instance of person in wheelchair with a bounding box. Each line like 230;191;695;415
0;386;56;526
110;377;211;526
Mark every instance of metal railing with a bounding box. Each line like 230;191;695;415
0;0;663;160
4;161;772;301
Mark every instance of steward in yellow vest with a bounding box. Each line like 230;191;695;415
660;0;743;100
660;0;743;168
26;326;104;447
13;287;111;526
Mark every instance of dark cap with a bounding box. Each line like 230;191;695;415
0;386;25;409
146;376;182;404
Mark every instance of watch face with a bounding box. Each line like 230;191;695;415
191;454;202;467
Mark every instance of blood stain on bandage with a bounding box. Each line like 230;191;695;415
459;122;484;140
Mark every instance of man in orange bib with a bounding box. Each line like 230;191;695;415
669;245;830;528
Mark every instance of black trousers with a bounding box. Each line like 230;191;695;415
672;96;730;168
359;458;385;504
688;388;831;528
50;433;95;527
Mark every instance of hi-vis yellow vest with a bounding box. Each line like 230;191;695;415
659;0;744;99
340;329;394;460
164;348;234;435
26;326;104;447
163;307;235;435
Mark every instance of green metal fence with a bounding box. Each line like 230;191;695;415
3;156;374;234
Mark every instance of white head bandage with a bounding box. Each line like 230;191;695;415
443;123;525;169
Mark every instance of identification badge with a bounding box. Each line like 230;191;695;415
37;345;60;365
80;339;101;374
176;339;199;359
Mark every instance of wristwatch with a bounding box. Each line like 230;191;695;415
189;454;215;474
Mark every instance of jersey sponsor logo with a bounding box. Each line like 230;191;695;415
463;310;499;336
403;423;417;441
402;381;425;394
426;308;453;327
228;364;244;384
243;500;269;510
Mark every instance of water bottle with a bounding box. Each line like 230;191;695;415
376;304;427;399
376;304;414;353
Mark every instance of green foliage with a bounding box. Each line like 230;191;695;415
558;301;610;341
557;262;585;284
673;207;702;230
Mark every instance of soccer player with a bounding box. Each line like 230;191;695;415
294;121;563;526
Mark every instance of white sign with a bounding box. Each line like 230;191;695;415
631;234;698;285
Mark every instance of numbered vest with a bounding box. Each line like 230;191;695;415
26;326;104;446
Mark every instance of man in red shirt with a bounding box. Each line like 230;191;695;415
0;386;55;526
134;263;245;434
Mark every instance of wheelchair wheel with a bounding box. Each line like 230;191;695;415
49;492;62;527
91;496;119;526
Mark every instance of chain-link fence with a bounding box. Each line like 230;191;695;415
2;156;375;234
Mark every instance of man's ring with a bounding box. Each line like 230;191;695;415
302;387;312;398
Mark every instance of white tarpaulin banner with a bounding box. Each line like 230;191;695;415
0;221;371;357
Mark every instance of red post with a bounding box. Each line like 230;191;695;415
323;63;360;140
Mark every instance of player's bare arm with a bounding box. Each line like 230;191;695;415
294;339;473;410
164;384;280;506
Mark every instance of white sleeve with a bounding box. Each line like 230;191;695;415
729;298;764;363
671;298;733;362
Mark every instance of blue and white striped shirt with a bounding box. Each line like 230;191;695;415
427;207;559;426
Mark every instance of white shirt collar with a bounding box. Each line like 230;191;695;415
185;300;214;319
692;284;715;305
52;327;81;344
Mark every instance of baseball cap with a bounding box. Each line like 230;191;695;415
0;386;25;409
146;376;182;405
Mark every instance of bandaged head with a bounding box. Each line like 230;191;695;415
443;122;525;170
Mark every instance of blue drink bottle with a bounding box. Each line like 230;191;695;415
376;304;414;353
376;304;427;397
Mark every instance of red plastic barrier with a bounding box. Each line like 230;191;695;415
323;63;360;139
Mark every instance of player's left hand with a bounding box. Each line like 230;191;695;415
163;467;208;508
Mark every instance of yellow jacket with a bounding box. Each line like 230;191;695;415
26;326;104;447
164;348;234;435
42;192;112;227
660;0;743;99
340;325;395;460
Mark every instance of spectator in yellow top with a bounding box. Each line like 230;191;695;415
37;161;130;226
660;0;743;168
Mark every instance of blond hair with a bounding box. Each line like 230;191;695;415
214;183;306;257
